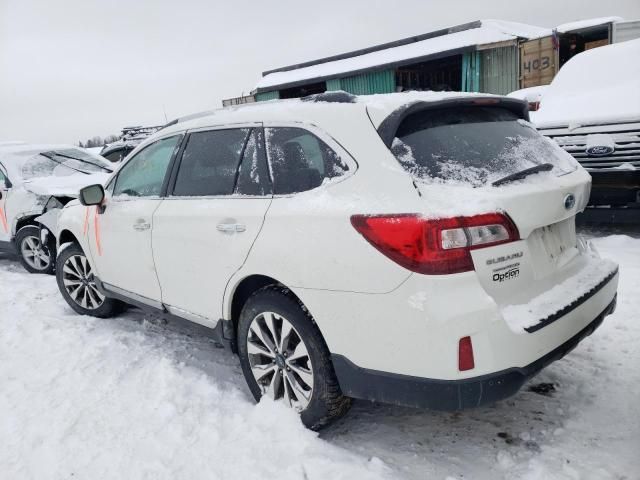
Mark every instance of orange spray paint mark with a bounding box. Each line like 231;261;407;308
93;206;102;256
0;206;8;233
83;207;90;236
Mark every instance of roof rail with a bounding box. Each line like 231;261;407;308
301;91;357;104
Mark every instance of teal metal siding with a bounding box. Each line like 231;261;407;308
327;69;395;95
461;51;481;92
479;46;518;95
325;78;342;91
255;91;280;101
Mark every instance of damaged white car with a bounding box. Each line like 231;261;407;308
0;144;112;273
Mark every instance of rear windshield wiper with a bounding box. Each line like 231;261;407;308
492;163;554;187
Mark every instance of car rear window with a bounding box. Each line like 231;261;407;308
390;106;577;186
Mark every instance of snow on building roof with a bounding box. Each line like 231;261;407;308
555;16;623;33
256;22;532;91
256;17;627;93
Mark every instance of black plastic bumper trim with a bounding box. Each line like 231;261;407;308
332;295;616;411
525;267;618;333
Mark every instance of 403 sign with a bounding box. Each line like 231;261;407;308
522;56;550;74
519;36;558;88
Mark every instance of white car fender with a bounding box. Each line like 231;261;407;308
34;207;61;238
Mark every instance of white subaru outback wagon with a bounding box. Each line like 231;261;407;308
55;91;618;429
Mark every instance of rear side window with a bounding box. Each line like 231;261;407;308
173;129;250;196
265;127;348;195
391;106;577;186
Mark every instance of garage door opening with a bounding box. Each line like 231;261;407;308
396;55;462;92
279;81;327;99
560;26;610;66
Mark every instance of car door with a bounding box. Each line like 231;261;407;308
87;134;183;306
0;165;10;242
152;125;272;326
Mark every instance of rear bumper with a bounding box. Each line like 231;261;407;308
333;296;616;410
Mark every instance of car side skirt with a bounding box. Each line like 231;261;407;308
0;240;16;254
95;278;237;351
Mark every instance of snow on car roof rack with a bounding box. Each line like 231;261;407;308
120;126;163;141
300;91;357;103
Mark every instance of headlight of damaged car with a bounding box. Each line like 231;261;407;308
44;196;64;212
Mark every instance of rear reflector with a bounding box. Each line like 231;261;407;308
350;213;519;275
458;336;475;371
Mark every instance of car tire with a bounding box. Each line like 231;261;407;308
15;225;56;275
237;286;352;430
55;242;123;318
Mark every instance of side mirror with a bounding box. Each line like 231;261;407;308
79;184;105;206
3;178;11;189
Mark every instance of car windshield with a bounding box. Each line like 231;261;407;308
390;106;577;187
22;148;112;180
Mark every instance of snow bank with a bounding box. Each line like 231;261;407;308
0;265;393;480
534;39;640;128
501;254;618;332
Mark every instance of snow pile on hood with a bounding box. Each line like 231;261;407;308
533;39;640;128
507;86;548;103
23;172;110;197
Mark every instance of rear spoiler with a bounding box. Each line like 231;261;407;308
376;97;530;148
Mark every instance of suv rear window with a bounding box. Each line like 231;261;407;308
390;106;577;186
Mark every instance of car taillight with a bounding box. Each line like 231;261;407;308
350;213;519;275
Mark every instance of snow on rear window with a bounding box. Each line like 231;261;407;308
390;106;577;187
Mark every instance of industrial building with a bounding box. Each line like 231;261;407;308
221;17;639;106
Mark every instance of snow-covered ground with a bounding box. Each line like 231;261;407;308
1;233;639;479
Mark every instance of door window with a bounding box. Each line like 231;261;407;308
113;136;181;197
265;127;348;195
173;128;256;197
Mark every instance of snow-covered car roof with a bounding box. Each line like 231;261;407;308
0;143;113;194
157;90;506;143
533;39;640;129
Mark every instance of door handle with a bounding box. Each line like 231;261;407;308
133;219;151;231
216;223;246;234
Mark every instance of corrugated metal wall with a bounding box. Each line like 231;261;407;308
480;46;518;95
461;51;481;92
255;91;280;101
325;79;342;91
327;69;395;95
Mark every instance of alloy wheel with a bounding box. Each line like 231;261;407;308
61;254;105;310
20;235;51;271
246;311;314;411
